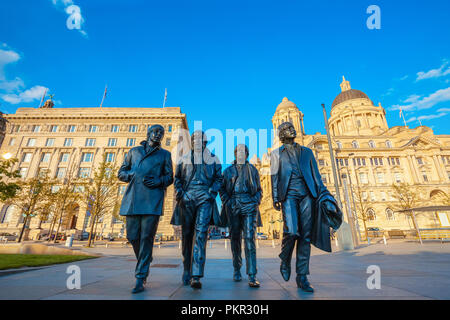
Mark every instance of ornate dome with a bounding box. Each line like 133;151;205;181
275;97;298;112
331;76;373;108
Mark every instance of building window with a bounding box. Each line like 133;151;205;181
85;138;96;147
129;125;137;133
394;172;402;183
386;208;395;220
19;167;27;178
27;138;36;147
14;125;21;132
380;192;387;201
315;143;323;150
62;138;72;147
111;125;119;133
352;141;359;149
322;176;327;184
50;125;58;133
336;141;343;149
68;125;77;132
422;172;429;182
119;185;126;195
417;157;424;165
367;209;377;221
166;138;171;146
356;120;362;128
8;138;16;146
56;167;66;179
81;152;94;162
41;153;51;163
89;125;98;133
362;191;368;201
108;138;117;147
126;138;136;147
376;172;385;183
368;140;376;148
168;125;173;132
105;152;115;162
359;172;368;184
32;125;41;133
78;167;91;178
22;153;32;163
370;191;376;201
386;140;393;148
318;159;325;166
46;138;55;147
60;153;70;163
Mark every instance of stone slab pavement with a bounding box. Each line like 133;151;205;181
1;240;449;300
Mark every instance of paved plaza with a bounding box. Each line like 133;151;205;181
1;240;450;300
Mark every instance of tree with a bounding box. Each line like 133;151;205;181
110;192;125;236
50;165;82;243
391;183;422;235
0;157;21;201
7;172;52;242
83;155;119;247
353;185;371;241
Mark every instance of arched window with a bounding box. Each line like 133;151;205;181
336;141;343;149
385;140;393;148
352;141;359;149
368;140;376;148
386;208;395;221
367;208;377;221
0;205;16;224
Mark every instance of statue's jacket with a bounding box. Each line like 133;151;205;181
219;161;263;228
170;148;222;226
270;143;343;252
118;140;174;216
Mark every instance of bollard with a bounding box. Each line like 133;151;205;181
105;243;108;248
367;237;371;245
256;239;259;249
335;237;338;248
209;240;212;249
383;235;387;245
178;239;181;249
272;239;275;248
225;239;227;249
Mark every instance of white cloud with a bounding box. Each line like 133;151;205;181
2;85;48;104
403;94;421;103
391;87;450;112
0;77;24;92
0;46;21;80
416;61;450;81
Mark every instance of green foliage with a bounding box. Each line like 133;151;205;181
0;158;21;201
0;254;96;270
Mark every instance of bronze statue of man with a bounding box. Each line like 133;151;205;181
118;124;174;294
270;122;342;292
219;144;262;288
170;130;222;289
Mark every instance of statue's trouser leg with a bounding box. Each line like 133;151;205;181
191;200;212;278
230;212;243;271
126;215;160;279
126;215;141;260
279;197;300;265
295;196;313;275
181;200;196;273
243;213;257;276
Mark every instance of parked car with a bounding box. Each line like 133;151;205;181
256;233;268;240
0;233;17;241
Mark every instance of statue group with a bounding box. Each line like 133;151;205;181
118;122;342;294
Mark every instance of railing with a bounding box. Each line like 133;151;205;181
417;228;450;242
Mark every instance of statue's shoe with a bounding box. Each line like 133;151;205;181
233;269;242;282
190;277;202;289
280;261;291;282
296;275;314;293
182;270;191;286
248;275;260;288
131;278;145;294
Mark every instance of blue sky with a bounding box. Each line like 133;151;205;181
1;0;450;162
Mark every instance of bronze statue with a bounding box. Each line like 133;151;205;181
118;124;174;293
270;122;342;292
219;144;263;288
170;130;223;289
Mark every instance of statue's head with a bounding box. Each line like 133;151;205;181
191;130;207;153
147;124;165;144
278;122;296;143
234;144;249;165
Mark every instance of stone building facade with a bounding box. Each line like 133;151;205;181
253;77;450;239
0;101;188;239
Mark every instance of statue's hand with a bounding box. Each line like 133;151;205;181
325;200;337;213
273;201;281;211
143;176;162;188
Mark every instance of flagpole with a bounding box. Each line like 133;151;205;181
99;85;107;108
399;107;407;127
163;88;167;108
38;88;47;108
